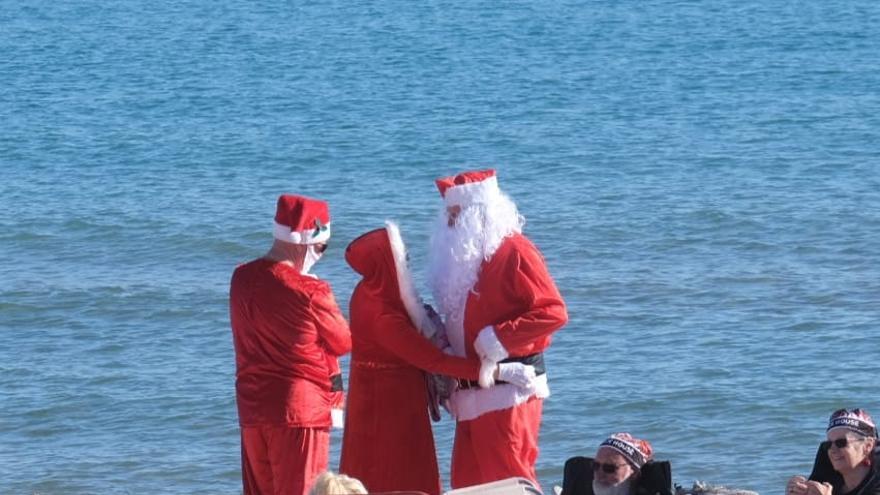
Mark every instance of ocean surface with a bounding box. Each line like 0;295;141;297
2;1;879;493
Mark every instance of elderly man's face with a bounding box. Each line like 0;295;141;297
446;205;462;227
594;448;636;487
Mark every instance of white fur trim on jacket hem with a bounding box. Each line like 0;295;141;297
385;221;438;338
474;326;508;363
273;221;331;244
448;374;550;421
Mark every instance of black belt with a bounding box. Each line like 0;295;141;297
330;374;344;392
457;353;545;389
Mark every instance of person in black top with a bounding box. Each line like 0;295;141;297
788;408;880;495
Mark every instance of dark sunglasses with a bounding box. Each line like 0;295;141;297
822;437;861;450
592;462;626;474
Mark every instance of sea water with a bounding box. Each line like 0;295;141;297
1;1;879;493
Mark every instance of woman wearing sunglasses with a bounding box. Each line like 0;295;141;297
788;408;879;495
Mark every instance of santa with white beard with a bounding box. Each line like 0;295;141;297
428;169;569;488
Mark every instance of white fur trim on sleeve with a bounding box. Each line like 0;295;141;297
385;221;437;338
474;326;508;363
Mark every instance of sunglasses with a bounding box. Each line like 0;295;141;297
822;437;862;450
592;462;626;474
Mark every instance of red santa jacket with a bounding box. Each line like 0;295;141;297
448;233;568;420
230;259;351;428
462;233;567;358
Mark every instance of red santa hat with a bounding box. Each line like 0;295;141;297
598;433;654;469
272;194;331;244
435;169;501;208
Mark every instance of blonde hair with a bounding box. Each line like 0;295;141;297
309;471;367;495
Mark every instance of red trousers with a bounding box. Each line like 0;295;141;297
241;425;330;495
450;397;543;489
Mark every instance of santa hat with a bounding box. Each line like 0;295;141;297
828;408;877;438
599;433;654;469
273;194;331;244
435;169;501;208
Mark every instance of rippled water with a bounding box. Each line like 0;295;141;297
2;1;879;493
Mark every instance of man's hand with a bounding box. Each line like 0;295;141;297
496;362;537;389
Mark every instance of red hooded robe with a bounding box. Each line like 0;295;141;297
340;226;481;495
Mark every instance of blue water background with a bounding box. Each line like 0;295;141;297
2;1;879;493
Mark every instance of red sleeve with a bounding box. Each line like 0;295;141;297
310;285;352;357
374;311;480;380
493;243;568;351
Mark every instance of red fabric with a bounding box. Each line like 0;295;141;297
274;194;330;233
230;258;351;427
462;233;568;358
241;425;329;495
450;397;543;489
340;228;482;495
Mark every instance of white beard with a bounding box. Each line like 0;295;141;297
593;478;633;495
427;196;523;356
427;209;484;355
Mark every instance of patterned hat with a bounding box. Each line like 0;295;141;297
273;194;331;244
435;169;501;208
599;433;654;469
827;408;877;438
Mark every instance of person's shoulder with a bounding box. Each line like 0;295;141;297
496;233;544;262
273;266;325;290
277;269;336;299
232;258;267;280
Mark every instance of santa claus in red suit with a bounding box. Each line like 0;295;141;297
340;222;537;495
229;194;351;495
428;169;569;489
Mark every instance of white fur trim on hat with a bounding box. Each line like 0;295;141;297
444;175;501;208
385;221;438;338
273;221;331;244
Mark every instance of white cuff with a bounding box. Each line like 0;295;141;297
331;408;344;429
474;326;508;363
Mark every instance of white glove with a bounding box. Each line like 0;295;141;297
497;362;537;389
478;359;496;389
473;326;509;363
